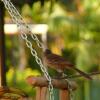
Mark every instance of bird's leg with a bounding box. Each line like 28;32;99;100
57;69;67;78
53;72;68;79
52;72;63;79
62;73;68;77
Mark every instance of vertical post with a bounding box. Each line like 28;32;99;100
59;90;70;100
0;1;7;86
36;87;70;100
36;87;41;100
36;87;47;100
26;76;77;100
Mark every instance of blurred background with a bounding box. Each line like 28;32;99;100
0;0;100;100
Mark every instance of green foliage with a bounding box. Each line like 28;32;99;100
30;1;51;23
6;68;41;97
21;4;32;18
5;35;19;70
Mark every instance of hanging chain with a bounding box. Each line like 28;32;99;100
20;31;54;100
65;79;74;100
1;0;54;100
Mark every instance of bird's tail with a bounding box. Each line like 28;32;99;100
73;67;92;80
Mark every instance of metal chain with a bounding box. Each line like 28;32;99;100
20;31;54;100
1;0;54;100
65;79;74;100
1;0;44;49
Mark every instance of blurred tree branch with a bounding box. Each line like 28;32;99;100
54;71;100;79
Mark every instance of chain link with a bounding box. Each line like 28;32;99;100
65;79;74;100
1;0;54;100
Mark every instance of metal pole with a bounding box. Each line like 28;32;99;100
0;1;7;86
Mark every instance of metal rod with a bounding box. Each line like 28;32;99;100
0;1;7;86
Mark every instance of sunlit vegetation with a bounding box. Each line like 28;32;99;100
4;0;100;99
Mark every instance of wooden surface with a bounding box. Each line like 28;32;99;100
26;76;77;100
26;76;77;90
36;87;47;100
60;90;70;100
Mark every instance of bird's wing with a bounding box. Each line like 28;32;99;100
47;54;74;67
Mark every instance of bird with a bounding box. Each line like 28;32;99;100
43;49;92;80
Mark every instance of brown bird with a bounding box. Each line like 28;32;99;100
43;49;92;80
